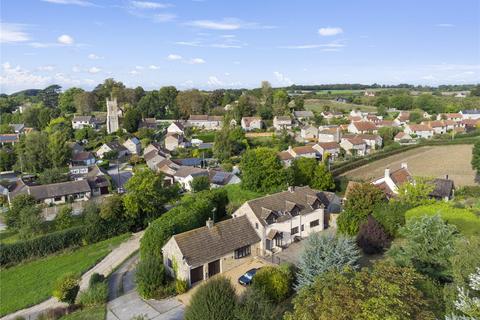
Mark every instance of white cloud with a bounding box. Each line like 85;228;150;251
318;27;343;36
88;53;103;60
0;62;50;90
175;41;201;47
135;65;144;70
154;13;176;22
185;18;275;30
42;0;94;6
88;67;101;74
57;34;74;45
129;69;140;75
0;23;30;43
273;71;292;85
207;76;223;86
279;42;345;49
187;58;206;64
436;23;455;27
421;75;436;80
130;1;170;9
72;66;81;72
167;54;182;60
148;65;159;70
36;65;55;71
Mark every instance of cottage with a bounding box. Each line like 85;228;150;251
241;117;263;131
430;178;455;201
340;137;367;156
300;125;319;140
356;134;383;150
423;121;447;135
71;151;96;166
70;165;110;196
123;137;142;155
395;111;410;126
96;141;129;159
347;121;377;134
394;132;413;143
187;115;223;130
312;142;341;161
167;121;185;135
318;127;341;143
72;116;95;130
371;163;412;197
278;151;295;166
209;170;241;188
9;123;25;134
286;145;317;159
404;124;434;139
162;216;261;287
376;120;396;128
173;166;209;191
164;133;184;151
437;113;463;121
273;116;293;131
293;110;314;122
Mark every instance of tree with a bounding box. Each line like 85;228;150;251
372;201;411;237
5;194;37;229
378;126;401;145
55;206;74;230
470;85;480;97
135;255;167;298
448;268;480;319
388;215;459;282
176;90;205;119
48;130;71;168
272;90;289;115
191;176;210;193
73;91;97;115
235;287;276;320
17;204;43;239
240;147;288;193
123;108;142;133
289;158;316;186
38;167;68;184
234;94;257;121
0;148;16;171
53;273;80;304
185;277;237;320
123;169;179;225
286;261;437;320
39;84;61;108
251;265;293;302
59;87;84;114
471;140;480;173
294;96;304;110
356;215;391;254
409;111;423;123
337;183;386;236
396;177;435;207
390;94;414;110
213;120;246;161
15;131;51;173
311;163;335;190
138;90;162;118
296;232;360;290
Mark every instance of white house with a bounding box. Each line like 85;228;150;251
273;116;293;131
123;137;142;155
96;141;129;159
300;125;319;140
72;116;95;130
293;111;314;122
404;124;434;139
318;127;341;143
164;133;184;151
312;142;341;161
173;166;209;191
340;137;367;156
167;121;185;135
394;132;413;143
460;110;480;120
187;115;223;130
241;117;263;131
371;163;413;197
347;121;377;134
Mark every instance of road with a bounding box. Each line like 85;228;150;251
107;163;133;190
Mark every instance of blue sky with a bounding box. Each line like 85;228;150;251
1;0;479;93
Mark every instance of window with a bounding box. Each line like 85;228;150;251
291;227;299;235
301;224;304;232
255;222;258;229
310;220;319;228
167;258;173;268
234;245;251;259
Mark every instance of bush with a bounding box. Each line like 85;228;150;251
52;273;80;305
0;226;85;266
191;176;210;193
356;215;392;254
184;277;237;320
78;282;108;307
235;287;276;320
175;279;188;294
88;273;105;287
252;266;292;303
135;255;167;299
372;201;411;237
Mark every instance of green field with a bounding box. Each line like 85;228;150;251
224;184;265;208
304;99;377;113
0;234;129;316
60;306;105;320
405;203;480;236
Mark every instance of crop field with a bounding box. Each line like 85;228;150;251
304;99;377;113
340;144;477;187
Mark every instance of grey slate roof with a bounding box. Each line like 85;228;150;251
72;115;93;122
430;178;454;199
294;111;314;118
172;215;261;267
11;180;91;201
174;166;208;178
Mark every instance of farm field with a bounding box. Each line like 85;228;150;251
340;144;477;187
304;99;377;113
0;234;129;316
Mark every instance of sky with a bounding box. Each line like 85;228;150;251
1;0;479;93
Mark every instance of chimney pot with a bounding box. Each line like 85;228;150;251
384;168;390;179
401;162;408;169
288;186;295;193
206;218;214;229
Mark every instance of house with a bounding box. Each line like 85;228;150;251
300;125;319;140
144;143;171;171
0;134;19;146
461;119;480;132
209;170;241;188
376;120;396;128
162;216;261;287
404;124;434;139
394;132;413;143
286;145;317;159
173;158;204;168
8;179;91;205
167;121;185;135
318;127;341;143
187;115;223;130
364;90;376;97
232;186;341;254
430;177;455;201
72;116;95;130
460;109;480;120
273;116;293;131
293;110;314;122
173;166;209;191
395;111;410;126
312;142;341;161
69;142;84;154
156;159;181;179
139;118;158;130
9;123;25;134
240;117;263;131
340;137;367;156
366;114;382;123
321;111;343;120
347;121;377;134
437;113;463;121
355;134;383;150
71;151;96;166
278;151;295;166
123;137;142;155
371;163;413;197
70;165;110;196
423;121;447;135
165;133;184;151
96;141;129;159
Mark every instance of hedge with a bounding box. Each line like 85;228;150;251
140;188;228;259
331;137;479;176
0;226;85;267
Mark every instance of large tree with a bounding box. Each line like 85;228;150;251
176;89;205;119
48;131;71;168
272;90;289;115
73;91;97;115
123;107;142;133
138;90;162;118
58;87;84;114
15;131;51;173
213;120;246;162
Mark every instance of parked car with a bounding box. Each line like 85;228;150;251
238;268;260;286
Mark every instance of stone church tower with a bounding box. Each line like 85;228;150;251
106;98;119;133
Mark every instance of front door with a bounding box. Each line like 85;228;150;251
208;259;220;277
190;265;203;284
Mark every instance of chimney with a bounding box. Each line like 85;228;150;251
445;174;449;180
206;218;214;229
288;186;295;193
401;163;408;169
384;168;390;179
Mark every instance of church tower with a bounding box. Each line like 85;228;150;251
106;98;119;133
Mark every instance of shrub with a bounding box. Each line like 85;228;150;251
356;215;392;254
52;273;80;305
135;255;166;299
88;273;105;287
372;201;410;237
175;279;188;294
252;266;292;303
78;282;108;307
191;176;210;193
235;287;276;320
184;277;237;320
55;206;74;230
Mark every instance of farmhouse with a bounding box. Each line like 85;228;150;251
371;163;413;197
273;116;293;131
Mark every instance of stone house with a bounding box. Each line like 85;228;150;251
72;116;95;130
123;137;142;155
273;116;293;131
300;125;319;140
340;137;367;156
241;117;263;131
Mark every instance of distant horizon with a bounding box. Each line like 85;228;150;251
1;0;479;93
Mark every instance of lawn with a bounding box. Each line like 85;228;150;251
224;184;265;208
192;131;216;143
405;202;480;236
304;98;377;113
0;234;129;316
60;306;105;320
0;230;19;244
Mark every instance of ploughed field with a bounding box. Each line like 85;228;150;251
340;144;477;187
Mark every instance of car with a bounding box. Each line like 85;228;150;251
238;268;260;286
